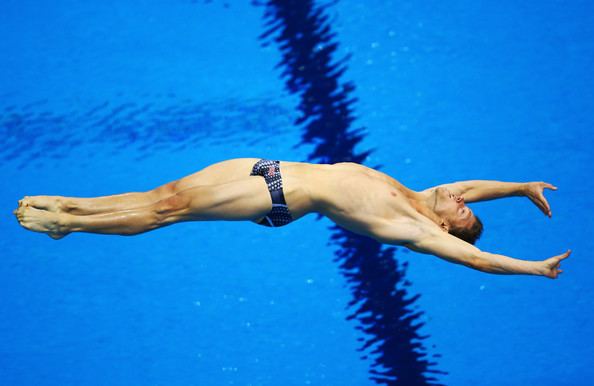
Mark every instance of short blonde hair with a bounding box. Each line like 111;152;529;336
450;215;483;245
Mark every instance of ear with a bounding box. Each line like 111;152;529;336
440;221;449;233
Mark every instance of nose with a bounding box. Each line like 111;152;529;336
456;196;464;204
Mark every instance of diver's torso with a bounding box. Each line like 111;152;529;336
280;161;436;237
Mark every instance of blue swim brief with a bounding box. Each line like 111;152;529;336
250;159;294;227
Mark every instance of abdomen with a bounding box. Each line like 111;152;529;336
304;163;399;235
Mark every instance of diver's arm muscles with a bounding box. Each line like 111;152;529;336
405;231;544;275
429;181;527;203
371;220;542;275
428;180;558;217
370;218;568;278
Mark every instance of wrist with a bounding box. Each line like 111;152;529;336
517;182;529;196
531;261;547;276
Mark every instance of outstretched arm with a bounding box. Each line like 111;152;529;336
402;229;570;278
427;181;557;217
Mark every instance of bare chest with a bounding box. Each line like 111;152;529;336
304;164;430;233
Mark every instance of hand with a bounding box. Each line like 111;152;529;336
524;182;557;217
539;250;571;279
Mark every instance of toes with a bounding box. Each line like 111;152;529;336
17;206;64;236
16;207;27;225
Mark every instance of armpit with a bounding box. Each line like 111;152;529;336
369;218;428;245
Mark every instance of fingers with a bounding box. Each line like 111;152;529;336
543;182;558;191
552;250;571;269
538;194;552;217
545;250;571;279
533;193;552;217
527;183;554;217
535;183;555;217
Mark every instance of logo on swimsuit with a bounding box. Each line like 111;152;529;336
267;166;275;177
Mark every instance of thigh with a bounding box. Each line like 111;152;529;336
175;158;262;191
182;176;272;222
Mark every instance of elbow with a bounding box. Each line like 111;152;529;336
468;252;505;274
468;253;491;273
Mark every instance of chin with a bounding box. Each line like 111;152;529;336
435;187;449;203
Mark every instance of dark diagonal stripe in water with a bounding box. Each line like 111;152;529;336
0;97;295;169
257;1;447;384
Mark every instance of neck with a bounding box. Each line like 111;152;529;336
417;189;445;227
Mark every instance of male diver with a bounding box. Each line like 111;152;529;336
14;158;570;279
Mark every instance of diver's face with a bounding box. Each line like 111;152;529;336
433;187;475;229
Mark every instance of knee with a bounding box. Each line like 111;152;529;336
151;181;179;200
154;193;190;224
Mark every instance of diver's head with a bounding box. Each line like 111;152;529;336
433;187;483;244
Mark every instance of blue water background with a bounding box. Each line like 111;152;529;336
1;1;593;385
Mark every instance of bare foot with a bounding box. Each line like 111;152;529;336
19;195;64;213
14;206;69;240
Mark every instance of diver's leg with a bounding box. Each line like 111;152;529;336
20;186;173;216
172;158;262;189
15;177;272;238
20;191;158;215
20;158;262;215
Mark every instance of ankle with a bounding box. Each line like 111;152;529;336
58;198;76;214
56;212;74;233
